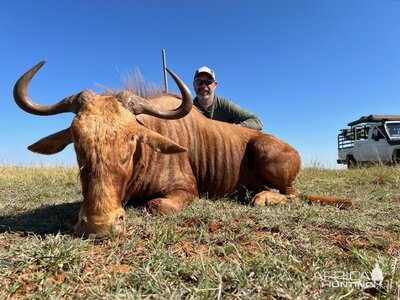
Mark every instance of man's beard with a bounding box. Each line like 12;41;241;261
197;93;211;102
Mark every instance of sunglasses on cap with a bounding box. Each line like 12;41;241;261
194;79;215;86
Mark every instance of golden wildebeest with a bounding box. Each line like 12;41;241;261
14;61;352;239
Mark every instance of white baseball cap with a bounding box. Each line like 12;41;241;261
194;66;216;80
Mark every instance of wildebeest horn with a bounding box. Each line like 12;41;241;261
118;67;192;119
13;60;96;115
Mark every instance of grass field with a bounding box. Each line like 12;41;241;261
0;165;399;299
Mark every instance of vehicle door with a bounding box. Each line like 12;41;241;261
369;125;390;162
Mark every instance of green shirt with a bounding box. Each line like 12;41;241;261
193;95;263;130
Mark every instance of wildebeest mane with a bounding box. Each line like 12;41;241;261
101;69;183;102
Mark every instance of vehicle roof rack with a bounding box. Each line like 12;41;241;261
348;115;400;126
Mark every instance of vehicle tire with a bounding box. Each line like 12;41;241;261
347;157;357;169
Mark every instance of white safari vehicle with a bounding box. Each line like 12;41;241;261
337;115;400;168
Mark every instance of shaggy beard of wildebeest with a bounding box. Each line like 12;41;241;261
13;61;352;239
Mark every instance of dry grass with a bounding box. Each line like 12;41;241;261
0;165;399;299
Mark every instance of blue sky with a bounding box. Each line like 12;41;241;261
1;0;399;168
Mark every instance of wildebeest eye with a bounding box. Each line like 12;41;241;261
121;155;131;165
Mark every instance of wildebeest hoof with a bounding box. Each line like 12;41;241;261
251;191;288;206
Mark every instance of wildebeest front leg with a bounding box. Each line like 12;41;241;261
145;190;196;213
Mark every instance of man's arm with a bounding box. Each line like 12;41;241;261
218;97;263;130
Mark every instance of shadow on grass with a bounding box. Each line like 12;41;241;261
0;201;82;236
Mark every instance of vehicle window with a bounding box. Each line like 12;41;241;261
386;123;400;139
355;125;369;140
372;126;385;140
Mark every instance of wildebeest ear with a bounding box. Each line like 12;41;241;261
28;128;73;154
139;127;187;154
